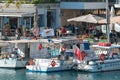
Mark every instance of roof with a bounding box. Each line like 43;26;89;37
0;12;34;17
92;44;120;49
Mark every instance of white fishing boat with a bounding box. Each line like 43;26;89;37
26;37;90;72
74;42;120;72
0;39;41;69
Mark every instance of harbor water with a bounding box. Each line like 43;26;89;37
0;69;120;80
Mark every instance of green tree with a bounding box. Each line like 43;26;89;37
5;0;32;8
5;0;13;8
50;0;56;3
32;0;42;4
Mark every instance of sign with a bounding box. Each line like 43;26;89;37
40;29;54;37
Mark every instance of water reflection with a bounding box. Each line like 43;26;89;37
0;69;26;80
0;69;120;80
26;70;77;80
26;70;120;80
76;71;120;80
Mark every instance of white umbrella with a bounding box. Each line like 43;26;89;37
67;14;104;23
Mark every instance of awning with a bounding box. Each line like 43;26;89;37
0;12;34;17
98;16;120;24
67;14;104;23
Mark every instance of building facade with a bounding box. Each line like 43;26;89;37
0;0;118;31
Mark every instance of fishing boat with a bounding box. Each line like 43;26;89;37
0;39;41;69
74;42;120;72
26;37;90;72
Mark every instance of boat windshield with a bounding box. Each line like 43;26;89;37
92;44;120;58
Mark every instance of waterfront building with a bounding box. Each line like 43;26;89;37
0;0;60;36
0;0;118;36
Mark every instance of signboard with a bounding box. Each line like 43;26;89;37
40;29;54;37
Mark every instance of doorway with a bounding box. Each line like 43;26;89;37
47;11;53;28
9;17;17;29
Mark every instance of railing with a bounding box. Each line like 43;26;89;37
0;29;32;40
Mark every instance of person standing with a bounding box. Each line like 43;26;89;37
61;26;66;37
93;29;100;40
110;30;118;44
15;27;21;40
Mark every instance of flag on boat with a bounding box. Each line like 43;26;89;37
75;46;82;61
75;46;87;61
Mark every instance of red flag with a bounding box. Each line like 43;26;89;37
75;46;82;61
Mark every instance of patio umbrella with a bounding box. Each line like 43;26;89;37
67;14;104;23
98;16;120;24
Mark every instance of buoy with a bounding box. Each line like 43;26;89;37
38;44;42;50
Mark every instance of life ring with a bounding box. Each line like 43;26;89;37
29;58;34;65
51;60;56;67
81;51;87;60
100;54;105;61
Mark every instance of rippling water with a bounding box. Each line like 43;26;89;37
0;69;120;80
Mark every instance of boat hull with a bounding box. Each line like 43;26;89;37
75;59;120;72
26;65;72;72
0;59;27;68
26;59;73;72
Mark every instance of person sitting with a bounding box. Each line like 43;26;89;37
15;27;21;40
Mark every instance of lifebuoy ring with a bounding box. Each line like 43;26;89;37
51;60;56;67
29;58;34;65
100;54;105;61
81;51;87;60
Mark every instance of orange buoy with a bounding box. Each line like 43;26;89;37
100;54;105;61
38;44;42;50
29;58;34;65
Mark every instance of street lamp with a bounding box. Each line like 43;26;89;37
106;0;110;42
